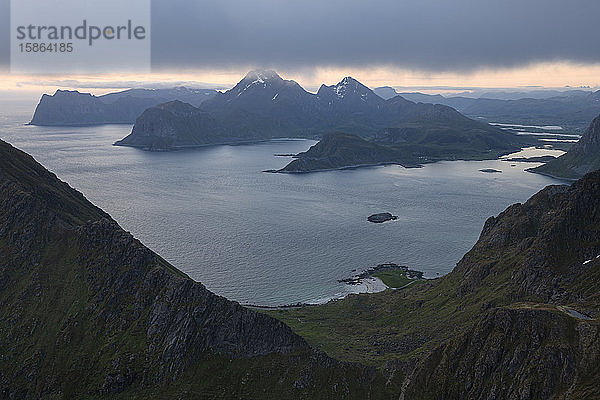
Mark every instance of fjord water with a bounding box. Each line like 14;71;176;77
1;105;563;305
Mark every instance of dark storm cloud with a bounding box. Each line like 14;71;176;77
1;0;598;73
150;0;600;72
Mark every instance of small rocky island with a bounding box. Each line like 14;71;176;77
479;168;503;173
367;212;398;223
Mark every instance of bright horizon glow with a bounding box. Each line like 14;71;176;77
1;61;600;97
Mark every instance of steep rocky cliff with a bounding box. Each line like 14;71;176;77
0;139;388;399
404;304;599;399
401;173;600;397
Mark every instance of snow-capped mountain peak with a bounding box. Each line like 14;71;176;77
243;69;281;83
332;77;367;99
233;70;284;96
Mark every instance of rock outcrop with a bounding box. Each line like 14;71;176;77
0;139;386;399
367;213;398;223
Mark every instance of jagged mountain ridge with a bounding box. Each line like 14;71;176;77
29;87;218;126
0;139;389;399
401;170;600;398
116;70;517;151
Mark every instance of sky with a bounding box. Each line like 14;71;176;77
2;0;600;95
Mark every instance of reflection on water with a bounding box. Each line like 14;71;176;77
501;146;565;159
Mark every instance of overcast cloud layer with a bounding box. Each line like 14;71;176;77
150;0;600;72
2;0;600;73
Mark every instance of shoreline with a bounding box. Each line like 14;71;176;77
113;137;317;151
242;280;388;310
525;167;578;182
264;161;423;174
270;150;575;175
245;263;427;310
338;263;424;285
266;149;537;174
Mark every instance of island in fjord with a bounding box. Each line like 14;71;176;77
276;122;525;173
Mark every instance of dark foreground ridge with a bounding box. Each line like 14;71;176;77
0;139;387;399
2;137;600;399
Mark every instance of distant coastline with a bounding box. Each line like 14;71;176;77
115;136;317;151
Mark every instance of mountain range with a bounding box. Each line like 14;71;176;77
115;70;530;160
374;87;596;101
29;87;217;126
1;137;599;398
31;76;600;135
374;87;600;132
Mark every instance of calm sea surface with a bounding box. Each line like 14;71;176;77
0;102;564;305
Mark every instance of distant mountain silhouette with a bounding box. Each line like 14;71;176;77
30;87;217;126
374;87;600;132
